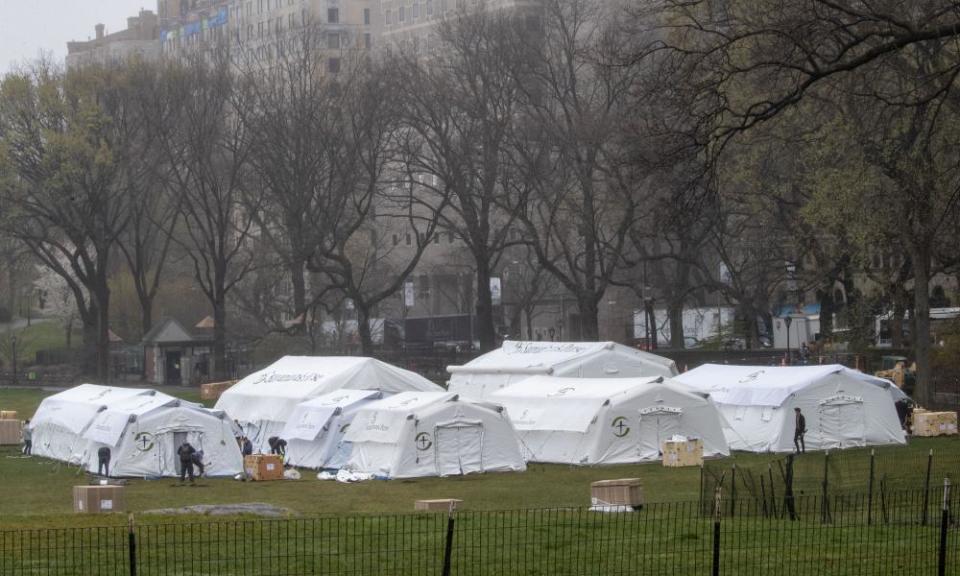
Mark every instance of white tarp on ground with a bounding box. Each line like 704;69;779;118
281;389;382;470
215;356;442;451
447;341;679;400
344;391;526;479
673;364;908;452
30;384;156;464
30;384;243;477
489;376;730;464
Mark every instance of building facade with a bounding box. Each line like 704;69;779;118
66;10;162;70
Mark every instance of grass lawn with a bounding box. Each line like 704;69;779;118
0;320;79;368
1;386;957;531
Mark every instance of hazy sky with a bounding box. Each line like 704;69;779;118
0;1;152;74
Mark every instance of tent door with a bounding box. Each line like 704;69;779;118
818;398;865;449
172;431;188;475
637;410;682;460
435;424;484;477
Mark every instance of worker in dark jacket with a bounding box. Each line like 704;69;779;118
241;437;253;456
794;407;806;454
268;436;287;457
191;449;206;477
177;442;197;483
97;446;112;477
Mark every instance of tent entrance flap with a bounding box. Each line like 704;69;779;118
818;395;865;449
434;421;484;476
636;408;682;460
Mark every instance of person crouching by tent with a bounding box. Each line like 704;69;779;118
241;436;253;457
268;436;287;457
97;446;111;477
794;407;806;454
191;449;206;477
21;420;32;456
177;441;197;484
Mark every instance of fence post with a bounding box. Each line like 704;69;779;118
923;449;933;526
127;513;137;576
768;463;776;518
938;478;952;576
441;502;456;576
729;465;736;518
821;451;830;524
712;486;722;576
867;449;875;525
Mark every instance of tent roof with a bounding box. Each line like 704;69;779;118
32;385;156;434
281;389;382;441
490;376;665;433
297;389;382;410
216;356;442;424
344;391;457;444
448;340;677;375
674;364;906;407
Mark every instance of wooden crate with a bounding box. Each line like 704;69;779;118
200;380;237;401
591;478;643;507
415;499;462;511
913;411;958;437
244;454;284;481
662;438;704;468
0;420;20;445
73;485;125;514
0;410;18;420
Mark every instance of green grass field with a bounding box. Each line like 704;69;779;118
1;386;957;531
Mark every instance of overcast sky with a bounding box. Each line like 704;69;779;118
0;1;151;74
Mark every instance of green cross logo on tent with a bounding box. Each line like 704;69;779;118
415;432;433;451
134;432;155;452
611;417;630;438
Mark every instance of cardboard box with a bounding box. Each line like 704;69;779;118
415;499;463;511
244;454;284;481
913;411;958;437
73;485;125;514
200;380;237;401
0;419;21;445
0;410;18;420
591;478;643;507
662;438;704;467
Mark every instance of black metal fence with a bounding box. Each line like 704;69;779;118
1;483;956;576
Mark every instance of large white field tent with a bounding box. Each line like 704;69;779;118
281;389;383;470
215;356;442;450
673;364;908;453
30;385;156;463
447;341;679;400
30;384;243;477
489;376;730;465
344;391;526;479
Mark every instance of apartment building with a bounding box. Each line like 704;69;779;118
66;10;162;70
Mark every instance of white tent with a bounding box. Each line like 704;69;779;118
673;364;908;452
79;392;243;478
344;391;527;479
489;376;730;464
30;384;156;464
447;341;679;400
215;356;443;451
281;389;382;470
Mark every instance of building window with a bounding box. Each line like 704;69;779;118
328;57;341;74
364;8;371;25
289;13;295;28
327;32;340;50
328;7;339;24
433;234;440;244
258;0;263;14
399;6;405;22
258;22;263;37
405;233;412;246
393;234;399;246
413;2;420;19
247;24;254;39
385;9;392;25
426;0;434;16
364;32;371;49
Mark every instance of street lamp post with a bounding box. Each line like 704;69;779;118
784;316;793;366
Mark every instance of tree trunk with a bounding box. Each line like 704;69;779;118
82;314;98;377
818;287;834;340
94;280;111;383
140;296;154;340
475;262;497;352
212;293;227;381
578;295;600;341
524;307;534;340
891;290;906;349
290;258;307;322
668;299;685;349
911;249;932;405
357;303;374;356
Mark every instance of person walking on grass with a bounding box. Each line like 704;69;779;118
177;441;197;484
97;446;112;477
21;419;32;456
191;449;206;477
794;407;806;454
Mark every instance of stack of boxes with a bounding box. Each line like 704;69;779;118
73;485;126;513
0;411;20;446
200;380;237;401
590;478;644;509
662;437;704;467
912;410;958;437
